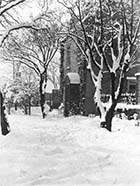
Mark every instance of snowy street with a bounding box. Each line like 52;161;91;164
0;0;140;186
1;109;140;186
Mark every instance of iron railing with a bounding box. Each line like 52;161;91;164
101;93;136;104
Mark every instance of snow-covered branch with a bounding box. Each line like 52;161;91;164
110;23;123;73
132;18;140;45
69;36;89;62
0;23;34;46
0;17;58;46
0;0;26;16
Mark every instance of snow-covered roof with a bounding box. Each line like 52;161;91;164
66;72;80;84
135;72;140;76
126;77;136;80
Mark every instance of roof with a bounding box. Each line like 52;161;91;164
135;72;140;76
66;72;80;84
126;77;136;80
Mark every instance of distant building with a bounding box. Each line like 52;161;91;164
13;61;21;80
60;39;97;116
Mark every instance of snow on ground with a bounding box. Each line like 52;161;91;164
0;108;140;186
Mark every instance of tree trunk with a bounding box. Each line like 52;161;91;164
59;42;65;103
15;101;17;110
78;58;87;115
28;96;31;115
39;73;47;118
0;91;10;135
24;106;28;115
100;105;115;131
100;70;126;131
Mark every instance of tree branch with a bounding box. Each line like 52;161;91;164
0;0;26;16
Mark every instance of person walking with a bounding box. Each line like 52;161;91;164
43;101;50;118
0;91;10;135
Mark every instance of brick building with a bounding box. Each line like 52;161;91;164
60;38;140;116
60;39;98;116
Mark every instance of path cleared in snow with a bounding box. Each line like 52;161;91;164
0;108;140;186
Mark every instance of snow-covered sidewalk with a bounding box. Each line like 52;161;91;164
0;109;140;186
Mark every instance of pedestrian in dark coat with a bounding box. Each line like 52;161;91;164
0;91;10;135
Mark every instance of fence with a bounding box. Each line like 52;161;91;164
101;93;136;104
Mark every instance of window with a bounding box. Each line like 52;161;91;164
129;84;136;93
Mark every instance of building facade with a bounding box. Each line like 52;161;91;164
60;38;140;116
60;39;98;116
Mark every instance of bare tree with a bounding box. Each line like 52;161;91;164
3;14;61;118
4;67;39;115
58;0;140;131
0;0;57;45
